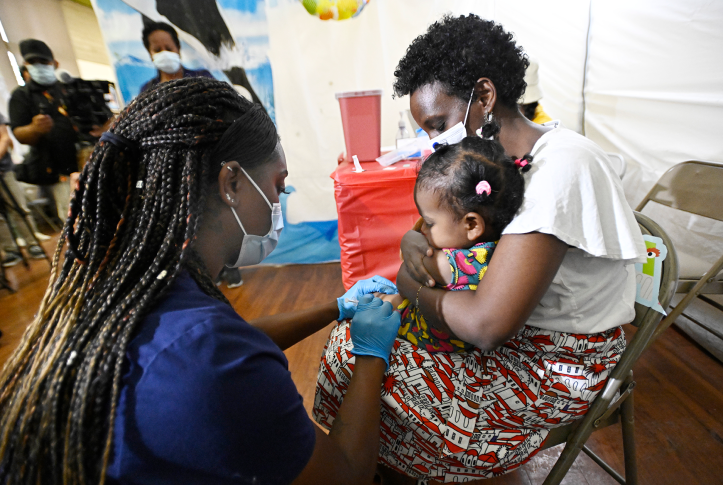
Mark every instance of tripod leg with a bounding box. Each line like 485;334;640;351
31;203;60;233
0;206;30;268
0;174;51;266
0;262;15;293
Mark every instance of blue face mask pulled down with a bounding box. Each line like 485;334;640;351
27;64;57;86
429;89;475;151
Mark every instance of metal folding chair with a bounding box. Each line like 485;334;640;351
635;160;723;344
541;212;679;485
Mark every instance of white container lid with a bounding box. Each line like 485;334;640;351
335;89;383;99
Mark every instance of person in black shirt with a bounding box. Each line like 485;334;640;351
9;39;81;221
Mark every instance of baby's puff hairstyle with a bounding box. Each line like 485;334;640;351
416;137;526;237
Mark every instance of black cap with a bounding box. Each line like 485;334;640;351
19;39;54;63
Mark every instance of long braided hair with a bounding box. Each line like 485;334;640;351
0;77;277;484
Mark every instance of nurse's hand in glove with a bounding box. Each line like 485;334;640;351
350;295;401;370
337;275;397;321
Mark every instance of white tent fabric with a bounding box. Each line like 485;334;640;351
267;0;722;261
582;0;723;262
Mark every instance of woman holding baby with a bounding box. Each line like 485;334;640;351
314;14;646;484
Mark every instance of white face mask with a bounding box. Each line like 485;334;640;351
429;88;475;151
152;51;181;74
27;64;57;86
227;166;284;268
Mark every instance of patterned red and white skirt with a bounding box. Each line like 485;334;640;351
313;321;625;482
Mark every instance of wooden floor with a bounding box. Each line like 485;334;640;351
2;241;723;485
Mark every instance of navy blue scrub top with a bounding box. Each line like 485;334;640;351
106;272;315;484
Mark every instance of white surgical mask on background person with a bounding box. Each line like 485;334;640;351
27;64;57;86
429;88;475;151
152;51;181;74
227;166;284;268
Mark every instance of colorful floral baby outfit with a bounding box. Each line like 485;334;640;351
397;241;497;353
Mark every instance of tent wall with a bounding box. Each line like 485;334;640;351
582;0;723;262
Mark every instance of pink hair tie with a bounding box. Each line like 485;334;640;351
475;180;492;196
515;158;529;169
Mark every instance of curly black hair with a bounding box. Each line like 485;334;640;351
416;137;526;237
393;14;529;108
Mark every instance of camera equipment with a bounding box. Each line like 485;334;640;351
57;77;116;143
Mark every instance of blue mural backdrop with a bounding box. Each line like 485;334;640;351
91;0;341;264
92;0;275;122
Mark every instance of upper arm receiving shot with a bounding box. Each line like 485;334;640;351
424;249;453;287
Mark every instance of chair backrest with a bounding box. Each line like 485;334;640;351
606;152;626;179
542;213;679;484
636;161;723;222
578;212;678;427
631;212;679;329
565;212;677;426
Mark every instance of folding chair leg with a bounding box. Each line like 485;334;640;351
582;446;626;484
621;372;638;485
542;441;584;485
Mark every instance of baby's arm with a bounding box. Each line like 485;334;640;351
374;292;405;309
422;249;453;287
373;249;452;309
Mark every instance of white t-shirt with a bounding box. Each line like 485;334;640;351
502;122;647;334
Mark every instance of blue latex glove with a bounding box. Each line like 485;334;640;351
337;275;398;321
350;294;401;369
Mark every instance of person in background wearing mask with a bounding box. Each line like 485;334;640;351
140;21;214;94
518;57;552;124
138;21;249;287
9;39;79;223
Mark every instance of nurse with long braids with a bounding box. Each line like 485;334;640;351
0;78;401;485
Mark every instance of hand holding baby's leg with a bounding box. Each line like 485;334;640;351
373;292;405;310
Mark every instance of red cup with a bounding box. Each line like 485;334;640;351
336;90;382;162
